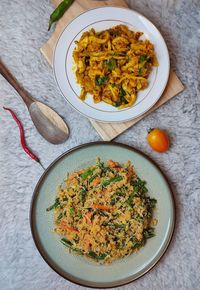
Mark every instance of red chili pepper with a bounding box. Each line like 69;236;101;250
3;107;45;169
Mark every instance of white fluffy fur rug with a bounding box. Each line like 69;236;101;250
0;0;199;289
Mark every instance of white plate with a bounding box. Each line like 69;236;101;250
53;7;170;123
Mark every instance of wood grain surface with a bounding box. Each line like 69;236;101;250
40;0;184;140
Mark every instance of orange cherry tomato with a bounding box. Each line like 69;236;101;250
147;128;170;153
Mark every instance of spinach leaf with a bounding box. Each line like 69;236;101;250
46;198;60;211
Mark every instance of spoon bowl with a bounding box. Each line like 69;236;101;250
29;101;69;144
0;59;69;144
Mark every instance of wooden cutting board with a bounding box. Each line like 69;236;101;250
41;0;184;141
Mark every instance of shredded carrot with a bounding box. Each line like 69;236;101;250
68;173;78;181
59;221;79;233
107;160;119;168
85;212;93;224
91;176;101;186
93;204;110;211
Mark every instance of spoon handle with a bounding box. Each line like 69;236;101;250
0;59;34;107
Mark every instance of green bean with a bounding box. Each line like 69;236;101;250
101;176;123;187
48;0;74;31
87;251;107;260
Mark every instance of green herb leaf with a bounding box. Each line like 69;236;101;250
115;87;128;107
135;214;144;223
149;198;157;208
95;75;108;86
140;55;147;63
106;58;117;71
139;55;150;63
88;174;98;183
138;67;143;76
46;198;60;211
57;212;63;221
146;197;157;209
80;168;95;180
61;238;82;254
69;207;75;217
107;223;126;229
60;238;73;248
63;195;68;201
110;198;116;205
132;241;143;250
143;228;155;239
80;188;87;206
126;193;136;207
119;87;126;97
77;210;82;219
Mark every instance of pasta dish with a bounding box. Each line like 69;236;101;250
72;25;158;109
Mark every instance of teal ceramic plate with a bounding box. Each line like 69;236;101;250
30;142;175;288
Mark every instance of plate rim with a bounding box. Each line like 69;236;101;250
53;6;170;123
30;141;175;288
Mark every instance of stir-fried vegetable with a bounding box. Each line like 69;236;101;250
47;158;157;264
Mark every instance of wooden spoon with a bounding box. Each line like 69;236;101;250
0;59;69;144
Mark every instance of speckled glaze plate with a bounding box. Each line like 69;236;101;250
53;7;170;123
30;142;175;288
